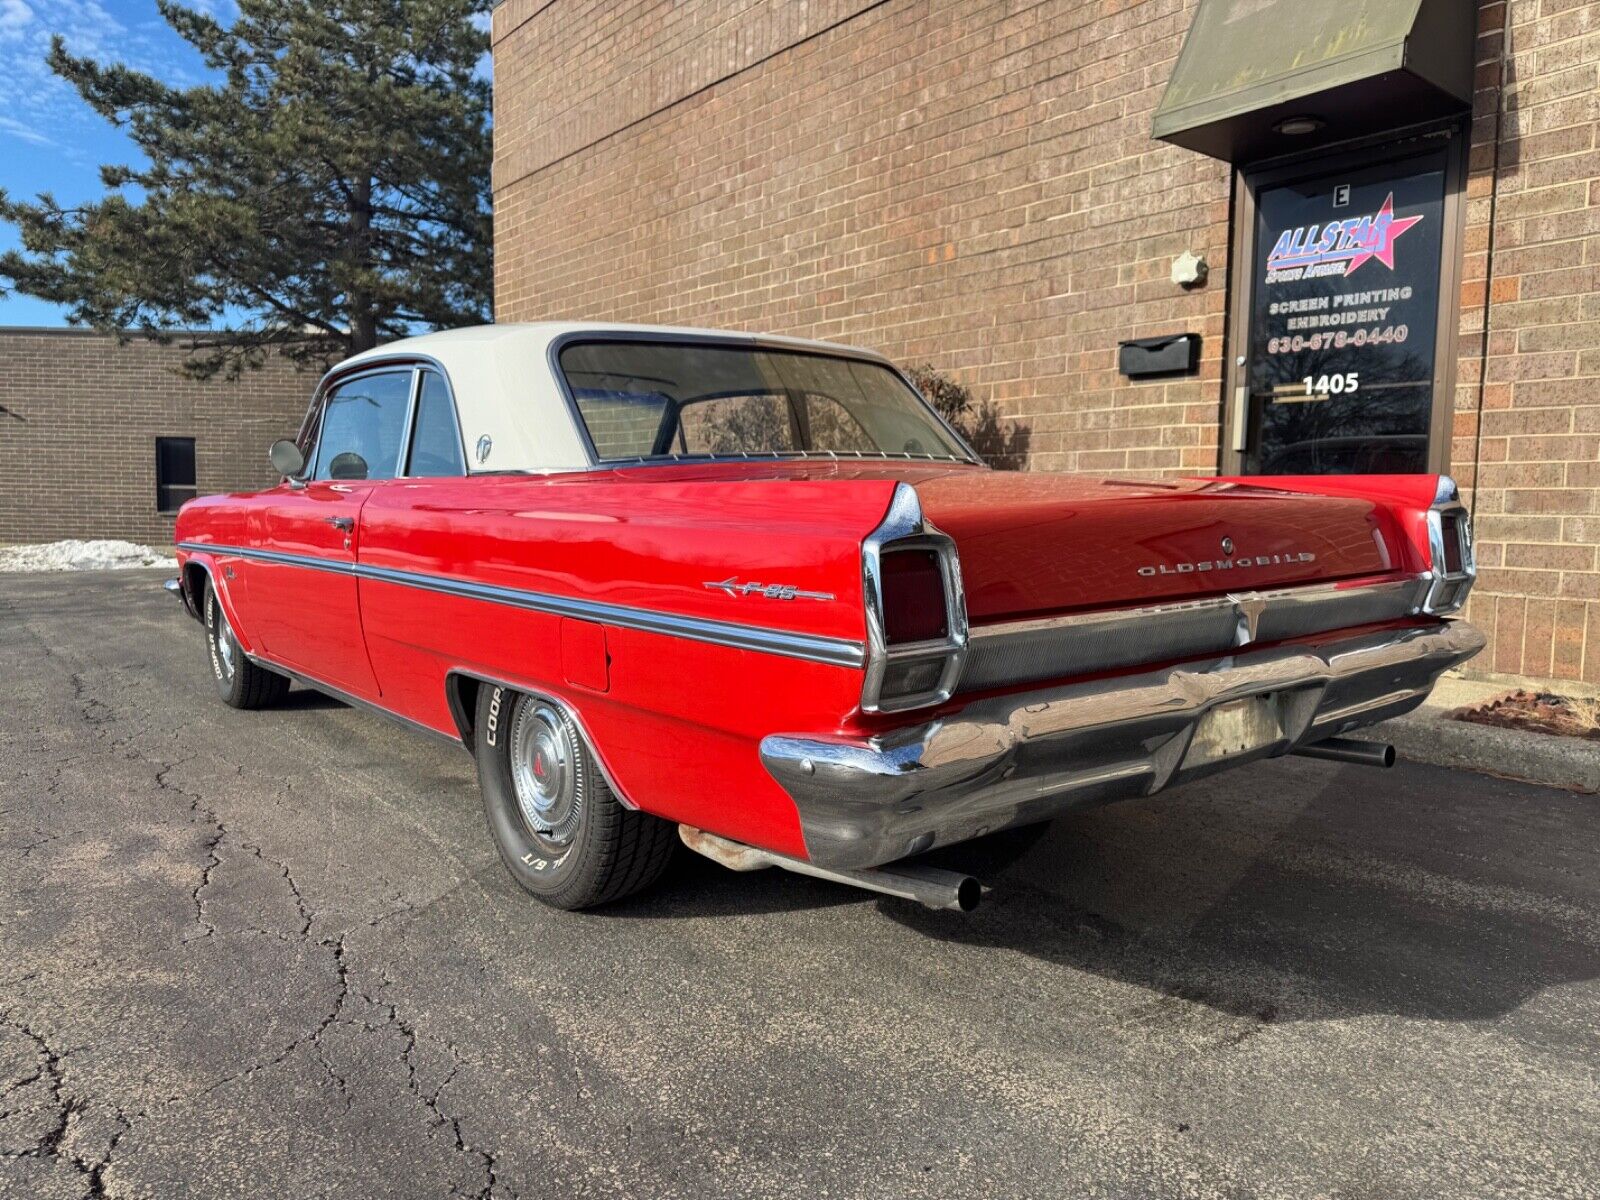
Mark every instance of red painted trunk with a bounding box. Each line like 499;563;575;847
909;471;1400;622
593;462;1408;625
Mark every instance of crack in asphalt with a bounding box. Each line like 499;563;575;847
2;599;512;1199
0;1011;126;1199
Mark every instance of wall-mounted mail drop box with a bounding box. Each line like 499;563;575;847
1118;333;1200;379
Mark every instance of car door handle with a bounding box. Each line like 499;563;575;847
325;516;355;532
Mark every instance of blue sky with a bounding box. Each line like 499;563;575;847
0;0;235;326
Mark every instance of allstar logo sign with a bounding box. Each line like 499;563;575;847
1264;193;1424;284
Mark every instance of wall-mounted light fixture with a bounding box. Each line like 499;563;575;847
1273;115;1325;136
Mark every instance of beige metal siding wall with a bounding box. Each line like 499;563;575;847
0;331;313;545
492;0;1600;684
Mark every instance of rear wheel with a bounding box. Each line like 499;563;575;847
204;579;288;709
474;684;675;910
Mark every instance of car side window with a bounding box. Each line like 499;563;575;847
405;371;466;476
312;371;413;481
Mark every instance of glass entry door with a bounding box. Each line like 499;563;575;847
1233;142;1454;475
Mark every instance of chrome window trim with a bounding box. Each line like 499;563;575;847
396;367;423;477
545;331;983;469
401;366;469;478
859;482;969;713
306;364;419;482
291;353;467;484
176;541;865;669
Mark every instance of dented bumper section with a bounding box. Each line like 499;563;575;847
761;620;1485;871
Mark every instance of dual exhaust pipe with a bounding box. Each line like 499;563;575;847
679;826;982;913
1290;736;1396;768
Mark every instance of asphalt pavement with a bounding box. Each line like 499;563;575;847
2;570;1597;1199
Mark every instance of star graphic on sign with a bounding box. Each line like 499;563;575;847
1344;192;1424;275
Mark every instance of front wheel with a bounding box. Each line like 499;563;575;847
474;685;675;910
204;579;289;709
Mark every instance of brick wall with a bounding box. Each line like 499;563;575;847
1455;0;1600;685
492;0;1600;685
0;330;314;545
493;0;1231;478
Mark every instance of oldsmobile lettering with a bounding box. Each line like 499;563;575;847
1138;551;1317;578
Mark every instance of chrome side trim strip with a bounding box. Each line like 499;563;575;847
186;543;357;576
177;542;866;669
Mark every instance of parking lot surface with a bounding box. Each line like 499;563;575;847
2;570;1597;1199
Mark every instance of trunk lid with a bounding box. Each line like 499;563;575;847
911;471;1395;623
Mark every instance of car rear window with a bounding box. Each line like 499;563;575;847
558;340;971;464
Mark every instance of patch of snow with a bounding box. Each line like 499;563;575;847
0;539;178;572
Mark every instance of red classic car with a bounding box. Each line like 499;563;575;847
170;323;1483;912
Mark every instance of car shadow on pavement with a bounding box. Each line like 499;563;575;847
277;686;350;712
879;761;1600;1026
604;851;868;919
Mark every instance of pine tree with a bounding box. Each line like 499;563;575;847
0;0;492;377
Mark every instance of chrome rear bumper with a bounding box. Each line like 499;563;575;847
761;620;1485;870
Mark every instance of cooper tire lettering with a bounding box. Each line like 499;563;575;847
486;686;504;748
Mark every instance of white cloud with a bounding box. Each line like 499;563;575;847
0;0;34;43
0;0;215;175
0;114;53;144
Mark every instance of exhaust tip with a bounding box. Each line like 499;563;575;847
954;875;982;913
1291;736;1397;768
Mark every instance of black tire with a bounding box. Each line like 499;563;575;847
203;579;289;710
474;684;676;910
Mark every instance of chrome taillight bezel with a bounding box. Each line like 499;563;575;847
861;483;968;713
1423;476;1476;616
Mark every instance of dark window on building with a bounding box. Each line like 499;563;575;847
156;437;197;513
405;371;466;476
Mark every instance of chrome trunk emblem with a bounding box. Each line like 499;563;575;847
705;577;835;602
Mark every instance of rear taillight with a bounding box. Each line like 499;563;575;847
881;549;949;644
862;485;967;713
1440;510;1466;575
1424;478;1476;615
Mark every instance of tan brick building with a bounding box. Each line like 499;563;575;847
491;0;1600;688
0;329;313;545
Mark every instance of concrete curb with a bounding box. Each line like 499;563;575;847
1372;709;1599;794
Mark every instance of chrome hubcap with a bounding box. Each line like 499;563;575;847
509;700;582;848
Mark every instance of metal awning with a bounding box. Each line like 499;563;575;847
1153;0;1476;164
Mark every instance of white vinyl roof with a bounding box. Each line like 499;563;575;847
327;322;895;474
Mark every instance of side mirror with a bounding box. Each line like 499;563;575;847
270;439;306;478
